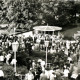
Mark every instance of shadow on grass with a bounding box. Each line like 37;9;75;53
31;50;53;62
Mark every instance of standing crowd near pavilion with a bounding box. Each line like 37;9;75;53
0;26;80;80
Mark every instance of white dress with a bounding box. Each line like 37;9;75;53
50;73;56;80
24;73;34;80
63;69;69;77
0;70;4;77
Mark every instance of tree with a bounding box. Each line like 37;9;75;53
0;0;80;31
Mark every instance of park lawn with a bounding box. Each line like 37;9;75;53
61;26;80;38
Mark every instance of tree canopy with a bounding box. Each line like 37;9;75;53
0;0;80;31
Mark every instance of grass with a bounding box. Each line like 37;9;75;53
31;50;53;62
61;26;80;38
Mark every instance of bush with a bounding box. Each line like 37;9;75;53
2;64;14;78
2;64;28;80
16;66;28;74
17;49;29;66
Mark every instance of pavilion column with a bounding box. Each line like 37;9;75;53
58;31;60;36
51;31;54;45
52;31;54;35
44;31;46;39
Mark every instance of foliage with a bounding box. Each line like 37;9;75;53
52;50;68;67
2;64;14;77
0;0;80;30
16;66;28;74
42;1;80;27
16;47;29;66
31;50;68;68
2;63;27;80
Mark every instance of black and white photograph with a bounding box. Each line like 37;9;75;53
0;0;80;80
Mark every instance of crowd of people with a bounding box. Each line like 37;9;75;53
23;37;80;80
0;33;80;80
23;57;80;80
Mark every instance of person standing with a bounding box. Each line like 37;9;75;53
5;53;11;65
32;60;36;70
0;54;4;65
40;71;48;80
24;70;34;80
50;71;56;80
71;64;78;80
0;66;4;80
63;67;69;80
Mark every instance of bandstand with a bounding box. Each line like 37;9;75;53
33;25;62;36
33;25;62;44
